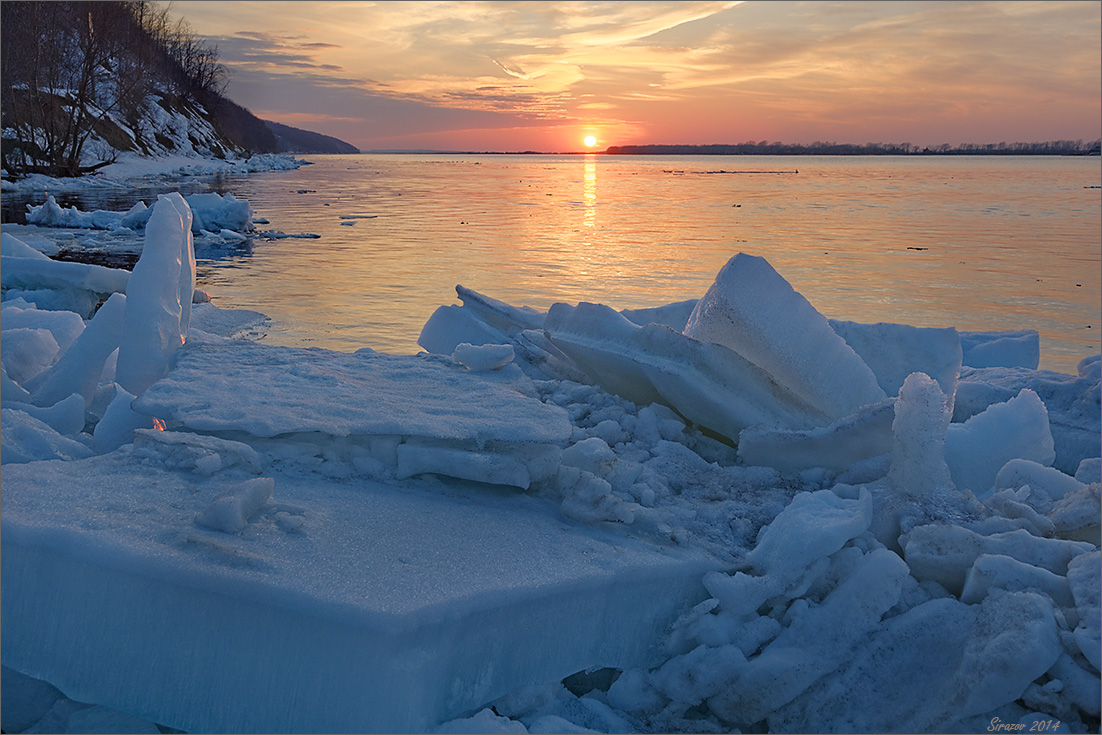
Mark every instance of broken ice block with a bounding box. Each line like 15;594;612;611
683;253;886;419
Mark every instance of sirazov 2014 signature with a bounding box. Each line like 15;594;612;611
988;717;1063;732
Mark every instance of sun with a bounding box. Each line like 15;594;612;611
583;135;597;148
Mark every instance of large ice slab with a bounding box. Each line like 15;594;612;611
544;301;832;439
683;253;886;418
954;356;1101;475
133;337;571;445
1;453;720;733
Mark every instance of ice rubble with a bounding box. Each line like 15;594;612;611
24;191;253;234
2;191;1100;734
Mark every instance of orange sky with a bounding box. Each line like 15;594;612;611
175;1;1101;152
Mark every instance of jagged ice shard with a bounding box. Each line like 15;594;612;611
115;193;196;396
683;253;887;418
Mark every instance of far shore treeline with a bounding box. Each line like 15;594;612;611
605;141;1102;156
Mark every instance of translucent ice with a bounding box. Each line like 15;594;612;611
115;193;196;395
829;318;962;398
960;329;1040;369
29;293;126;408
683;253;886;419
945;388;1056;494
453;343;515;371
1;303;86;353
544;301;831;440
0;328;60;385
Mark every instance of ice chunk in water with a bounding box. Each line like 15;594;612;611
115;193;195;396
683;253;886;418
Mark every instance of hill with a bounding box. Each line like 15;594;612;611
264;120;359;155
0;1;356;177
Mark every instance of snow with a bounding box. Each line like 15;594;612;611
1;180;1099;733
131;339;570;445
453;342;516;371
1;152;306;194
1;451;720;733
194;476;275;533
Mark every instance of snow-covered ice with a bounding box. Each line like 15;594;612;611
1;186;1099;734
2;451;720;733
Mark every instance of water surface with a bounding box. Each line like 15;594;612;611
8;154;1101;373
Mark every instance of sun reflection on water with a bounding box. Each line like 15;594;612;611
583;157;596;229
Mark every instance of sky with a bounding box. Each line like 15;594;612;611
174;0;1102;152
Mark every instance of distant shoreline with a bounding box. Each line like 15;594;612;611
361;142;1102;157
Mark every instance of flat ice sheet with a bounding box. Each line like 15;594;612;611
133;337;571;443
1;454;719;732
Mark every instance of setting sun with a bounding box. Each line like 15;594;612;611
583;135;597;148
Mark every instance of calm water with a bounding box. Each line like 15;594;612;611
7;154;1102;372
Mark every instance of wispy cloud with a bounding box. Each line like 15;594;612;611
176;0;1100;150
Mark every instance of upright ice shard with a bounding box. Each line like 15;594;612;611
115;193;195;396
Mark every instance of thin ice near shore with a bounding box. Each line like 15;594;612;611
1;192;1100;734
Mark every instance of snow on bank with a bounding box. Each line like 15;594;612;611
1;192;1100;734
1;151;307;194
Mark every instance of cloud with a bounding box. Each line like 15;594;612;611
177;0;1099;149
